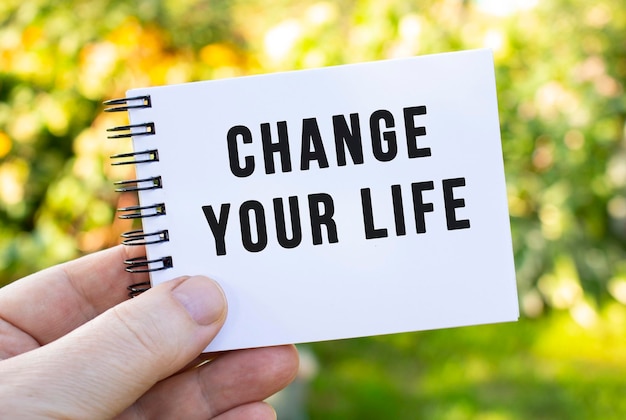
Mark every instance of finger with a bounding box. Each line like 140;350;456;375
0;245;147;345
0;275;226;419
126;345;299;419
213;402;277;420
0;318;39;359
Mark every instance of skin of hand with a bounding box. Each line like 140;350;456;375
0;245;299;419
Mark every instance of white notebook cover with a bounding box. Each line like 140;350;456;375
124;49;518;351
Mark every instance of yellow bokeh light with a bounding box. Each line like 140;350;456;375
0;132;12;158
608;277;626;305
0;160;28;206
200;43;241;68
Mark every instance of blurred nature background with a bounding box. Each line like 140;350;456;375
1;0;626;418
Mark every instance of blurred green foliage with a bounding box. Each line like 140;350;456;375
1;0;626;418
308;304;626;419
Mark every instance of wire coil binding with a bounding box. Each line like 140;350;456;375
127;281;151;298
114;176;162;192
107;122;156;139
121;229;170;246
104;95;173;297
103;95;152;112
110;149;159;166
118;203;166;219
124;256;174;273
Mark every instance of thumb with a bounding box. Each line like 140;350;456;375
0;275;227;419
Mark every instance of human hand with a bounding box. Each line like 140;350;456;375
0;245;299;419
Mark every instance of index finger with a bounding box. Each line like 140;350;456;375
0;245;149;345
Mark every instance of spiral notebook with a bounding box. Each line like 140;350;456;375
105;49;518;352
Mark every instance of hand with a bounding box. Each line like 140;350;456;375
0;245;299;419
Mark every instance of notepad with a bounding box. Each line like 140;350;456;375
106;49;518;352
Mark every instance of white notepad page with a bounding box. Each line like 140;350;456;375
125;49;518;352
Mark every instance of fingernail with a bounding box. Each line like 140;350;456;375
172;276;226;325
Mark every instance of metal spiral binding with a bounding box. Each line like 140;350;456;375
114;176;162;192
124;256;174;273
110;149;159;166
118;203;166;219
103;95;152;112
127;281;151;298
105;95;173;297
121;229;169;246
107;122;156;139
